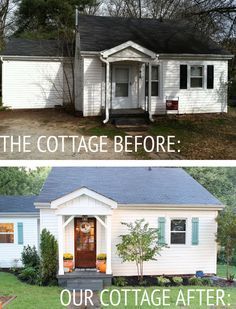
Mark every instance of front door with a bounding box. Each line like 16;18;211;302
74;218;96;268
112;66;132;109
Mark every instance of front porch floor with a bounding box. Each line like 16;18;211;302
57;270;113;291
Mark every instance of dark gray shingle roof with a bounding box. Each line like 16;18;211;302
0;38;63;57
36;167;222;205
0;196;38;213
1;16;229;57
79;15;229;55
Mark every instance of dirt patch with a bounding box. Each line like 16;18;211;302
0;295;16;307
0;110;134;160
0;108;235;159
149;108;236;159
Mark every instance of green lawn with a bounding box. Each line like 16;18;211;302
0;272;63;309
217;264;236;278
0;268;235;308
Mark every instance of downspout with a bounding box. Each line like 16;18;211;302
148;62;155;122
100;55;110;124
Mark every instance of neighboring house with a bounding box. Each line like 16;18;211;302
0;167;223;289
0;15;233;123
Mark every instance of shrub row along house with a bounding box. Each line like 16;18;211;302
0;14;233;122
0;167;223;290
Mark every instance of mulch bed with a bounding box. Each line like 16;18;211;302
113;276;236;288
0;296;16;307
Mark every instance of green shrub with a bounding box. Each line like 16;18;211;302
21;245;40;268
172;276;183;285
113;277;127;287
157;276;170;286
40;229;58;286
18;267;39;285
201;278;212;286
189;277;203;286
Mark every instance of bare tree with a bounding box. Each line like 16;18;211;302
0;0;17;48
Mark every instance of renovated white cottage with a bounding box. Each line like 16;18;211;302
0;15;233;123
0;167;223;290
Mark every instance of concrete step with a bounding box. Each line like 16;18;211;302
112;117;149;126
66;279;104;291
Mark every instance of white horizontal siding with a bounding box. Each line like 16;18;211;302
0;217;39;268
153;59;228;114
111;209;218;276
83;56;103;116
2;60;63;109
40;209;58;239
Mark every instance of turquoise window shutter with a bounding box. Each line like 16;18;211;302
158;217;166;245
192;218;199;245
17;222;24;245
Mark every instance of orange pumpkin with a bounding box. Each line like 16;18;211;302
99;262;106;273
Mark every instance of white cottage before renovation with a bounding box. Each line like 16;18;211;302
0;167;223;290
0;15;233;123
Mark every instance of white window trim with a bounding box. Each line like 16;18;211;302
0;222;15;244
169;217;189;247
145;65;160;98
189;65;204;89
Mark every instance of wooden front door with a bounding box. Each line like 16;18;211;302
74;218;96;268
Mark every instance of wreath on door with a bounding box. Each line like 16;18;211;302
80;222;91;233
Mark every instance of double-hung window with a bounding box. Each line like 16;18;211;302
0;223;14;243
170;219;186;244
190;66;204;88
145;65;159;96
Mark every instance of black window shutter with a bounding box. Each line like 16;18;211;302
180;65;188;89
207;65;214;89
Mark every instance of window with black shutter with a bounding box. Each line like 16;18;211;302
207;65;214;89
180;65;188;89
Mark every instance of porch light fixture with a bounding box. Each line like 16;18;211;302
81;215;88;222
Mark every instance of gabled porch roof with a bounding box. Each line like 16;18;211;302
100;40;157;61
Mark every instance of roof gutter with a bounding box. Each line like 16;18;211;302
158;53;234;60
118;203;224;210
0;212;40;217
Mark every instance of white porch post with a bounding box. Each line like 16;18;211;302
58;215;64;275
105;215;112;274
103;61;110;124
148;62;154;122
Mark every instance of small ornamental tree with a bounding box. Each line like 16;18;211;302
116;219;165;282
216;209;236;280
40;229;58;285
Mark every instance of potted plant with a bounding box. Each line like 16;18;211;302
96;253;106;273
63;253;73;272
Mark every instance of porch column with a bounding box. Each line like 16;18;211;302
103;61;110;124
105;215;112;274
58;215;64;275
148;62;154;122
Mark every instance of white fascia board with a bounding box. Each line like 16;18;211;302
0;212;40;217
100;41;157;59
50;187;117;209
1;55;64;61
80;51;100;56
34;202;51;209
118;203;224;210
159;53;234;60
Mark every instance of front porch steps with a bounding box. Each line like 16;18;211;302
109;108;150;126
57;270;112;291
